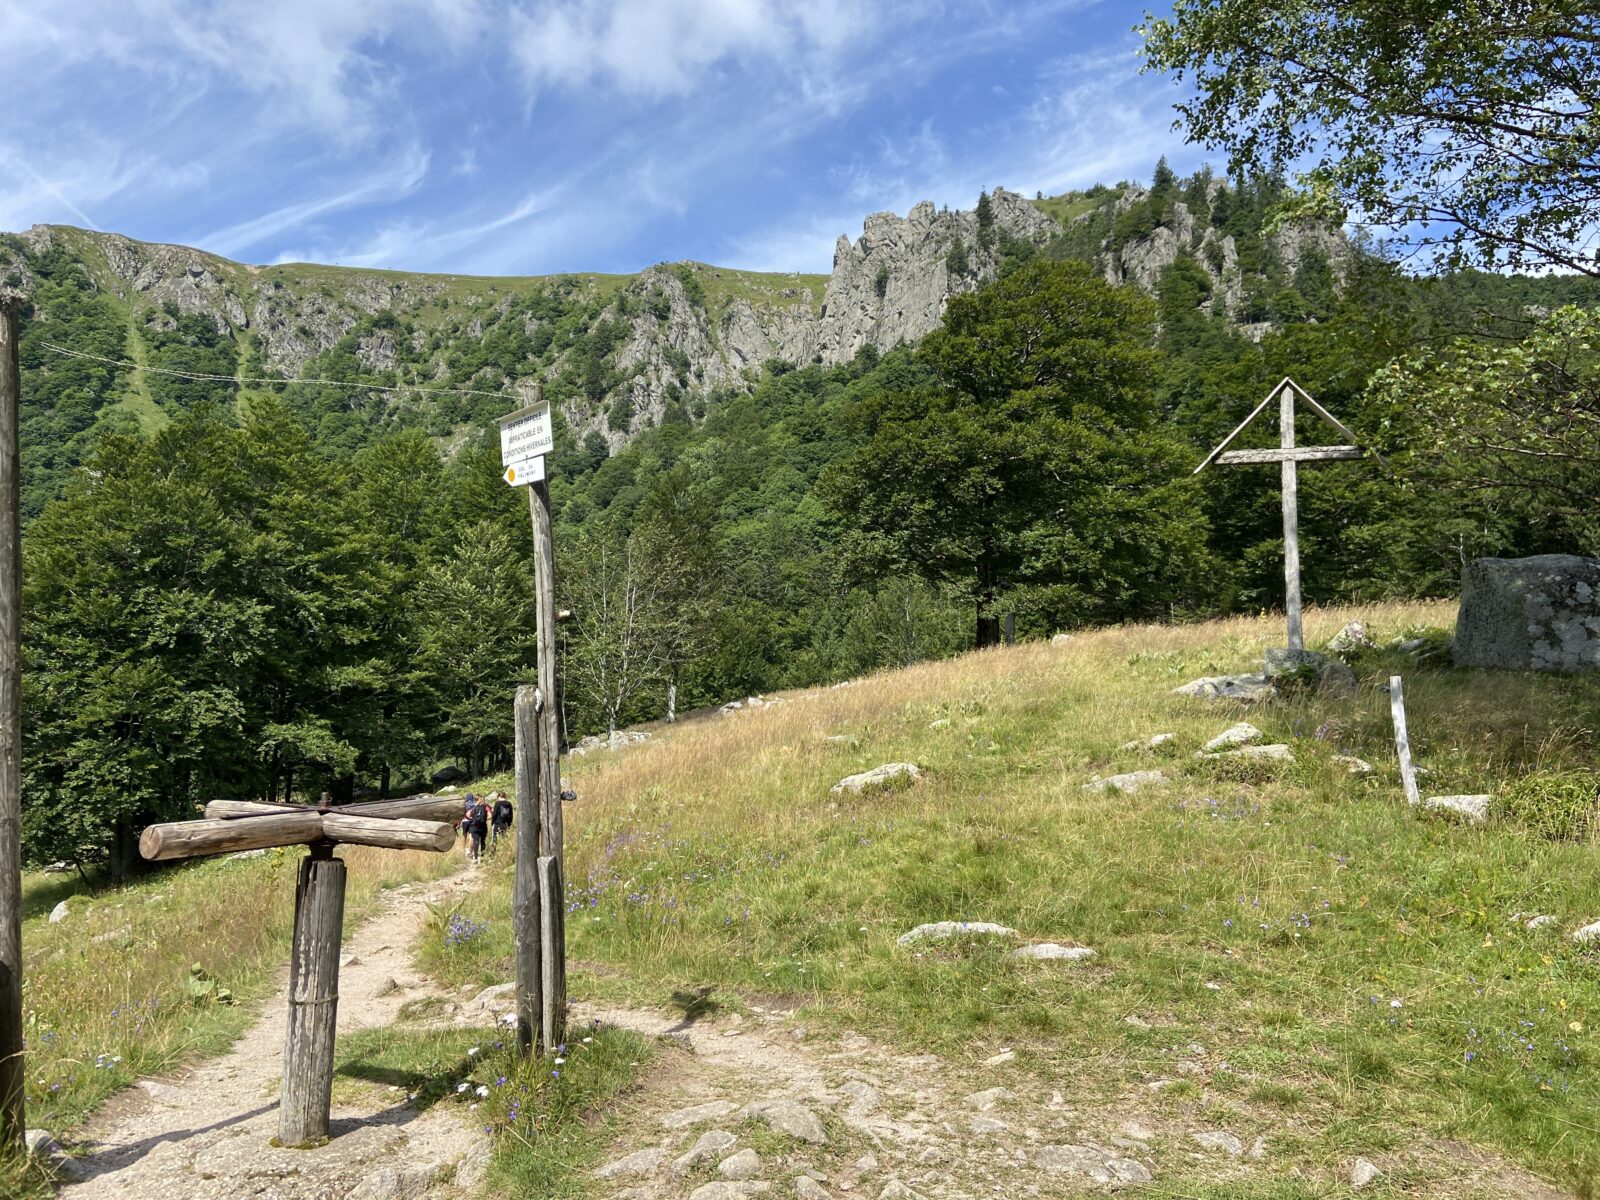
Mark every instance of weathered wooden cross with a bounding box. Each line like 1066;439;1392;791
1193;377;1376;651
138;793;461;1146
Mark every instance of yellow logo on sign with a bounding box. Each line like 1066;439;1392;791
503;465;518;484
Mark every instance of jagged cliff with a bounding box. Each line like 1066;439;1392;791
0;174;1350;467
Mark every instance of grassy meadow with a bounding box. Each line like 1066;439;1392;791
420;600;1600;1194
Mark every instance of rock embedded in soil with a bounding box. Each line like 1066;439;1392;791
1423;794;1490;823
1213;743;1294;762
742;1099;828;1144
1200;722;1262;753
1526;914;1558;931
1190;1130;1244;1156
964;1087;1012;1111
1011;943;1095;962
661;1100;741;1130
1350;1156;1382;1188
831;763;921;794
690;1183;772;1200
1034;1144;1151;1184
23;1128;54;1157
48;900;68;923
1172;674;1271;701
1569;919;1600;943
897;921;1016;946
676;1130;739;1173
1082;770;1167;794
1332;754;1374;775
719;1148;764;1180
595;1147;668;1179
794;1179;835;1200
1119;732;1175;750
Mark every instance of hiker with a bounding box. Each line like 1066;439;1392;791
490;793;513;850
461;793;488;864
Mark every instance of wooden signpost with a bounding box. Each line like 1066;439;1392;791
498;383;565;1058
1194;377;1377;651
0;289;25;1149
137;793;461;1146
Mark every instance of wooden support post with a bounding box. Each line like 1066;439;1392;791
528;385;562;866
278;845;346;1147
512;685;543;1057
538;855;566;1052
1279;382;1303;651
0;290;25;1149
1389;675;1421;807
1003;613;1015;645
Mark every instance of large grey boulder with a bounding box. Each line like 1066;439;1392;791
1455;555;1600;672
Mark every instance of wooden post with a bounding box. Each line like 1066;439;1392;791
538;855;566;1052
1279;382;1303;651
278;845;346;1146
1389;675;1421;806
527;384;562;865
512;685;543;1056
0;290;24;1149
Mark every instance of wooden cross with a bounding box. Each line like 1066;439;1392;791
1194;377;1376;651
139;793;462;1146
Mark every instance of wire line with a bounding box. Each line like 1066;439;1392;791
37;341;520;401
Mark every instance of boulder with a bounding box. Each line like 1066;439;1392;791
48;901;68;924
1423;794;1490;823
1325;621;1375;653
430;764;468;786
1200;722;1262;753
1082;770;1167;794
1454;554;1600;672
831;763;920;795
898;921;1016;946
1173;674;1271;701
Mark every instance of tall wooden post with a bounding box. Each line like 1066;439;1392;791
1279;381;1303;651
538;855;566;1051
278;845;346;1146
512;685;543;1057
0;291;25;1149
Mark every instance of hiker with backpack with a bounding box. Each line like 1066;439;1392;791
490;794;513;851
461;793;489;864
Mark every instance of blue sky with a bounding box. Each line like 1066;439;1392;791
1;1;1208;276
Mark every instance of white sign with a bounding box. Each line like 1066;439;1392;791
503;455;545;488
497;400;553;467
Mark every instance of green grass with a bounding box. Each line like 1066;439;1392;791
1029;189;1119;227
419;601;1600;1193
333;1023;652;1196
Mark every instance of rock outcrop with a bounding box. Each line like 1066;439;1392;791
1454;555;1600;672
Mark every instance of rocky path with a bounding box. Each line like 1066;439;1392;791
58;870;484;1200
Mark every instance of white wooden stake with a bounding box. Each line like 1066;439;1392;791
1389;675;1420;806
1280;382;1303;651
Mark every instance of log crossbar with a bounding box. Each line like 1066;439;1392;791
1214;445;1364;465
140;808;456;861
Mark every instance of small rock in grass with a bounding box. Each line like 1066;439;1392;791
48;901;68;924
1326;621;1375;653
226;848;267;860
878;1182;925;1200
1200;722;1262;753
1526;914;1558;932
595;1148;667;1179
964;1087;1011;1111
1249;1136;1268;1160
471;981;514;1008
1213;743;1294;763
831;763;920;795
690;1184;771;1200
927;719;949;729
1051;633;1073;644
23;1129;54;1157
1119;732;1175;751
661;1101;740;1130
742;1099;827;1144
968;1116;1007;1135
1011;943;1095;962
719;1149;764;1181
1350;1157;1382;1188
1423;794;1490;823
1119;1121;1155;1142
1082;770;1167;795
675;1130;738;1173
1569;919;1600;943
983;1049;1016;1067
794;1180;834;1200
1190;1130;1243;1156
1173;674;1271;701
1332;754;1374;775
1034;1144;1149;1184
897;921;1016;946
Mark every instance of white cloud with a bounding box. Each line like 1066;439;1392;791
201;145;432;258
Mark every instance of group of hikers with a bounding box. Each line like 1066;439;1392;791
458;791;513;863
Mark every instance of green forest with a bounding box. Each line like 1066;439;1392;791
7;168;1600;872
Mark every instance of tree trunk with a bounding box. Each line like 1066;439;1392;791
975;551;1001;648
284;767;295;805
379;763;390;800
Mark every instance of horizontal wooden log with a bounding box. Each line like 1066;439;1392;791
1215;445;1364;466
320;814;455;852
205;794;465;824
140;811;325;862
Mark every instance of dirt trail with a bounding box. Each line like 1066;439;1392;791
59;869;483;1200
566;999;1577;1200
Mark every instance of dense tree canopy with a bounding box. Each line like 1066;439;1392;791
1140;0;1600;274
